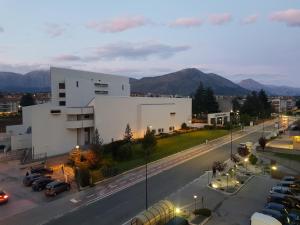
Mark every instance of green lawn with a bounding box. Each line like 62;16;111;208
274;152;300;163
115;129;229;172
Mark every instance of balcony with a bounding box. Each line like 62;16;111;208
66;119;94;129
65;107;94;115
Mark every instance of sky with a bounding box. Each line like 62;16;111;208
0;0;300;86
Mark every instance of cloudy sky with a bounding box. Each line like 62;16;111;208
0;0;300;86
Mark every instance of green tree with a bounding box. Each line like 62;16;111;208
20;93;36;107
296;99;300;109
124;123;133;142
90;128;103;155
258;89;272;118
192;82;219;115
232;97;241;112
142;128;157;154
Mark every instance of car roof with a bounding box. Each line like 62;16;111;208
280;181;294;184
47;180;63;186
251;212;282;225
266;202;285;209
261;209;283;217
283;176;295;180
273;186;291;191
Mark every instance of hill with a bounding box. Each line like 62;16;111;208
238;79;300;96
130;68;249;96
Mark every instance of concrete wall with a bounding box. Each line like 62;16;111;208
50;67;130;107
11;134;32;150
6;106;33;135
93;96;192;143
31;103;78;156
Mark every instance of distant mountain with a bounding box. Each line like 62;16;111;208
238;79;300;96
0;70;50;93
130;68;249;96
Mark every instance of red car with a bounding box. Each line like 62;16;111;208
0;190;8;204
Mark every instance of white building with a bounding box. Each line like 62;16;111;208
207;112;230;126
7;67;191;157
271;98;296;113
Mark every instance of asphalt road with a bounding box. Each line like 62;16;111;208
44;126;273;225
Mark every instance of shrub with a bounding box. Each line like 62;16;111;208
213;161;226;172
204;125;216;130
181;122;188;130
259;137;267;150
193;208;211;217
75;167;90;187
249;154;258;165
237;146;250;157
116;143;133;161
85;149;102;170
231;154;240;163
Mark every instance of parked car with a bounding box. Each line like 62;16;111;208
277;181;300;193
283;176;298;182
0;190;9;204
23;174;50;186
30;166;53;175
265;202;300;223
45;181;70;196
268;193;300;210
271;186;299;198
32;177;54;191
251;212;282;225
260;208;292;225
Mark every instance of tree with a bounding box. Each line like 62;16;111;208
20;93;36;107
90;128;103;155
232;97;241;112
124;123;133;142
192;82;219;115
85;149;101;170
142;128;157;154
259;137;267;151
258;89;272;118
296;99;300;109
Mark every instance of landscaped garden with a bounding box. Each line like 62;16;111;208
68;125;229;188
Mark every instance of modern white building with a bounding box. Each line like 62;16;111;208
207;112;230;126
7;67;191;157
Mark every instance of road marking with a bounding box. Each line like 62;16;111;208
70;198;79;203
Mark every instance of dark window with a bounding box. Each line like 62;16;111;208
76;81;79;87
170;112;176;116
59;83;65;89
59;101;66;106
95;90;108;95
122;84;124;90
59;92;65;98
50;110;61;114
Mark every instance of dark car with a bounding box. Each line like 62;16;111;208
271;186;298;197
268;193;300;210
261;208;291;225
30;166;53;175
45;181;70;196
265;202;300;223
283;176;298;182
32;177;54;191
23;174;49;186
0;190;9;204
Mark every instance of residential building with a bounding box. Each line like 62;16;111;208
207;112;231;126
6;67;191;157
270;97;296;113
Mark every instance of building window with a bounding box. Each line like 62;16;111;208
59;92;66;98
76;81;79;87
95;90;108;95
59;101;65;106
169;126;175;131
122;84;124;90
170;112;176;116
59;83;65;89
158;128;164;133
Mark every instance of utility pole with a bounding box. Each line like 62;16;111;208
230;110;233;161
145;149;149;210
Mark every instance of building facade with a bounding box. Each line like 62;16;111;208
7;68;191;157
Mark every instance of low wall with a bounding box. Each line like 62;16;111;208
11;134;32;150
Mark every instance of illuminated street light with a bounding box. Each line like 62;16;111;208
175;207;181;215
226;173;229;190
244;158;248;172
271;165;277;171
75;145;80;150
193;195;197;210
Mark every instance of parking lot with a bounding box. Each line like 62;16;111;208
0;160;77;221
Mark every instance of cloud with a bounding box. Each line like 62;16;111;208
86;16;149;33
0;26;4;33
52;41;190;62
242;14;258;25
44;23;66;37
270;9;300;27
209;13;232;25
52;54;81;61
170;17;203;28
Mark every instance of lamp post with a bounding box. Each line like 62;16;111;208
230;111;233;161
226;173;229;191
193;195;197;211
244;158;248;172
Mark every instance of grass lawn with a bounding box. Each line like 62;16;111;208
115;129;229;172
274;152;300;163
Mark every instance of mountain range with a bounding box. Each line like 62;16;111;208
238;79;300;96
0;68;299;96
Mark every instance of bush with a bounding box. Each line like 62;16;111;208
212;161;226;172
193;208;211;217
181;122;188;130
75;168;90;187
231;154;240;163
249;154;258;165
204;125;216;130
115;143;133;161
85;149;102;170
237;146;250;157
259;137;267;150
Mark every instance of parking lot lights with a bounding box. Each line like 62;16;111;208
271;165;277;171
175;207;181;214
212;183;218;188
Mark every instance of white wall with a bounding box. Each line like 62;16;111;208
31;103;78;156
6;106;33;135
50;67;130;107
93;96;192;143
11;134;32;150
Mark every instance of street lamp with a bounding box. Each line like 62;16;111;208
175;207;181;216
193;195;197;210
75;145;80;150
244;158;249;172
271;165;277;171
226;173;229;191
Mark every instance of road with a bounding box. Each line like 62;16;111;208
47;125;274;225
